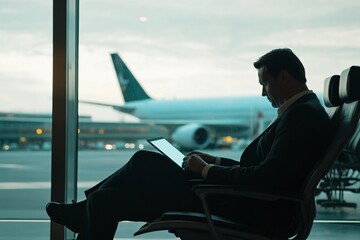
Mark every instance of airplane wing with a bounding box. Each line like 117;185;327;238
80;100;135;114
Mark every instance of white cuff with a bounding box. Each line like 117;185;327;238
201;164;215;179
215;156;221;165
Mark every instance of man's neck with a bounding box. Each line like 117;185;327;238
278;90;313;115
284;85;309;101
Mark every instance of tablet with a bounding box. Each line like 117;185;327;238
147;137;185;168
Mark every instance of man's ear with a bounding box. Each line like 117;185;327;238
279;70;290;84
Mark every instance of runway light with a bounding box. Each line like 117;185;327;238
105;144;115;150
98;129;105;135
223;136;234;143
19;137;27;143
36;128;43;135
78;128;81;134
125;143;136;149
2;144;10;151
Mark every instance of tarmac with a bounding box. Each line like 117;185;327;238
0;150;359;239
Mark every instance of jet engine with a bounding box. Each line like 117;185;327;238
171;123;212;150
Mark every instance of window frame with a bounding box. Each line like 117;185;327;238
51;0;79;239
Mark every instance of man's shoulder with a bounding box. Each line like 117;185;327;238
279;94;330;128
287;93;326;115
296;92;321;106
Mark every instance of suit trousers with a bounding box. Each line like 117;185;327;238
81;150;199;240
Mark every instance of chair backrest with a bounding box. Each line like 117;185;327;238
323;74;341;108
323;74;342;119
304;66;360;197
336;66;360;166
342;121;360;164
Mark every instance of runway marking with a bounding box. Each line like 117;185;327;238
0;163;30;169
0;181;98;190
0;219;49;223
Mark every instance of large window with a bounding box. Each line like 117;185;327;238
0;0;359;239
77;0;360;239
0;0;52;239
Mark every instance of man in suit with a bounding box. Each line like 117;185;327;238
46;48;332;239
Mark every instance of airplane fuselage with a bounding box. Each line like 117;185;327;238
125;96;276;123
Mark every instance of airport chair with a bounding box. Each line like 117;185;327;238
323;74;342;118
134;66;360;240
317;66;360;208
315;74;343;201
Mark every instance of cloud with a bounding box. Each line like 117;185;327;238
1;0;360;120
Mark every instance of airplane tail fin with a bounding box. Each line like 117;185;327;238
111;53;151;102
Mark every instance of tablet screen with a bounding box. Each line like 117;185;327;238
147;137;185;167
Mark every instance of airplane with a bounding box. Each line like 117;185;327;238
81;53;278;149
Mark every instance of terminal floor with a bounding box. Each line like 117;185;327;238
0;221;359;239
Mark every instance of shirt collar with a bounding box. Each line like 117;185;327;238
278;90;313;115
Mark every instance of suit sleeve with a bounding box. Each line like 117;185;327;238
219;157;240;166
206;104;330;190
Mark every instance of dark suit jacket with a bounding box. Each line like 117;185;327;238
206;93;332;233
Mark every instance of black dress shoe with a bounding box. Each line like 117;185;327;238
46;202;82;233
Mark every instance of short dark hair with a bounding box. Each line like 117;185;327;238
253;48;307;83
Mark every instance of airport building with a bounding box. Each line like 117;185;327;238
0;113;169;151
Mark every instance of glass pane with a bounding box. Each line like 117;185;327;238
0;0;52;239
78;0;360;239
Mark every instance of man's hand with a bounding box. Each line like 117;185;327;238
186;151;216;164
182;153;208;176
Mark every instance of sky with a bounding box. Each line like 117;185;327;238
0;0;359;121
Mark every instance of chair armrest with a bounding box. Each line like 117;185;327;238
191;184;307;240
192;184;305;203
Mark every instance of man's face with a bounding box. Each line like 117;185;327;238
258;66;283;108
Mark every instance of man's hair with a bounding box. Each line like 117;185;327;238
253;48;307;83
